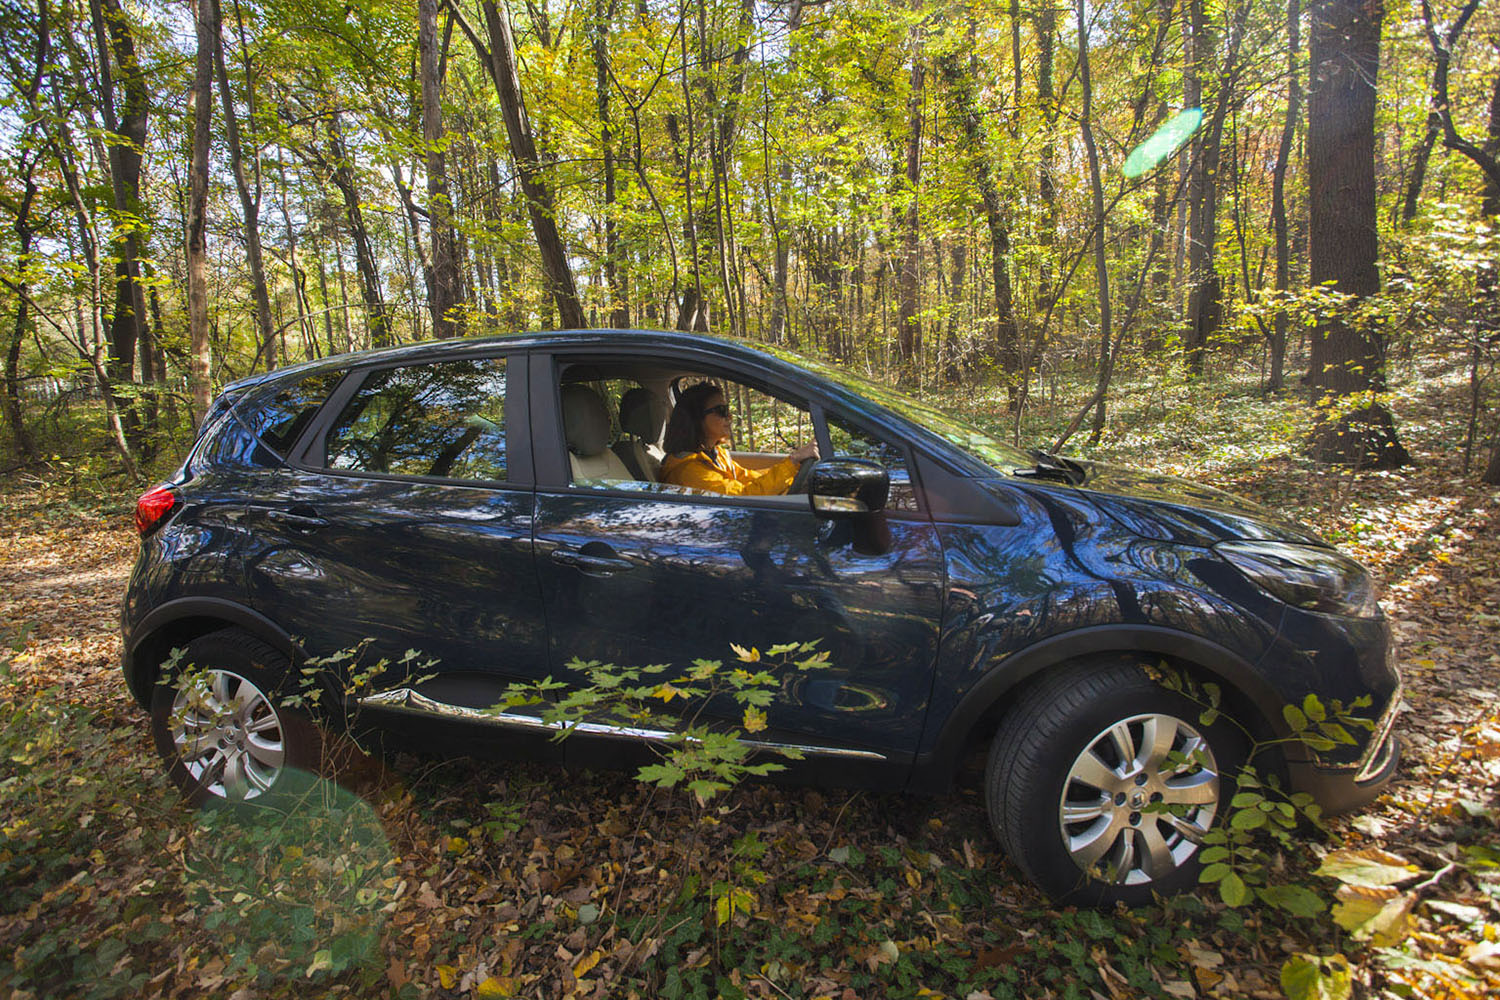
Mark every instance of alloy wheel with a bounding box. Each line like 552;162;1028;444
170;669;286;801
1058;712;1221;885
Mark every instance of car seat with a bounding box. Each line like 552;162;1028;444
561;384;633;484
612;387;670;482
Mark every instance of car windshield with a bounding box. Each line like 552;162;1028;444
761;346;1032;475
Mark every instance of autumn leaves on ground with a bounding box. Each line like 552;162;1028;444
2;363;1499;1000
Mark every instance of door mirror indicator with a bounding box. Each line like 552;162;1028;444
808;459;889;518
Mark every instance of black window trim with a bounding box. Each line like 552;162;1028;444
533;347;930;518
285;349;531;490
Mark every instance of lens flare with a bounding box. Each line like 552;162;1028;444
1122;108;1203;178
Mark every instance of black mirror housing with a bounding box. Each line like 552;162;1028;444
807;458;889;518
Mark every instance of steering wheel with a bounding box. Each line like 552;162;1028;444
788;456;817;495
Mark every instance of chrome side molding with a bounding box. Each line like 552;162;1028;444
358;687;887;762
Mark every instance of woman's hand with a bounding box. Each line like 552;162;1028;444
788;441;820;464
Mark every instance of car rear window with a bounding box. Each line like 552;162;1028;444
323;357;508;482
243;369;346;456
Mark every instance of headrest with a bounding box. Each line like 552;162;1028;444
561;384;611;457
619;387;669;444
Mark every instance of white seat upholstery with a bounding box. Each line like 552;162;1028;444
612;386;669;482
562;384;634;484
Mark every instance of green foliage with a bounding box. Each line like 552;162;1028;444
501;640;830;807
1149;665;1384;917
1281;953;1353;1000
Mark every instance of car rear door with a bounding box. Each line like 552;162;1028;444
242;350;547;704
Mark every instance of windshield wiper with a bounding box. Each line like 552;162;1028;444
1013;449;1087;485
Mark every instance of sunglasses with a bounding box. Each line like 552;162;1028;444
704;404;731;418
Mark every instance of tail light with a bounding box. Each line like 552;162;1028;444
134;485;178;536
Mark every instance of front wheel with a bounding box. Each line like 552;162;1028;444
986;659;1244;906
150;628;320;807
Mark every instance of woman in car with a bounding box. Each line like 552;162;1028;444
658;382;818;495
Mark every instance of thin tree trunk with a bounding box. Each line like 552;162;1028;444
593;0;628;327
939;25;1019;400
1183;0;1220;374
88;0;149;443
186;0;215;425
421;0;464;337
210;0;275;370
1078;0;1114;444
325;115;390;347
896;0;925;368
1269;0;1300;392
452;0;585;329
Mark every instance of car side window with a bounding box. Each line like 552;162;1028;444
324;357;508;482
826;413;919;512
245;369;345;456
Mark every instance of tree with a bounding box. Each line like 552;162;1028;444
1304;0;1409;468
420;0;464;338
453;0;585;330
187;0;216;425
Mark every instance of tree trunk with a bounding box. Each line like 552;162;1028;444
186;0;215;426
1305;0;1409;467
326;116;390;347
458;1;584;329
592;0;628;327
88;0;149;443
4;4;47;463
421;0;464;337
1269;0;1300;393
211;0;276;371
1183;0;1224;375
896;0;925;368
938;26;1019;400
1078;0;1114;444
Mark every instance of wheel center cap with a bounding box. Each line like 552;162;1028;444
1130;791;1148;809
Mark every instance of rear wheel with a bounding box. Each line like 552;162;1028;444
150;628;320;807
986;659;1244;906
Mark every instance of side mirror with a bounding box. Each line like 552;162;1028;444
807;458;889;518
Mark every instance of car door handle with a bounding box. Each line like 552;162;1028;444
267;507;327;532
550;547;635;576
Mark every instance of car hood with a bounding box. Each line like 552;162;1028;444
1067;461;1327;547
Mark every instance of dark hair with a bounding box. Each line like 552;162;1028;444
663;381;723;455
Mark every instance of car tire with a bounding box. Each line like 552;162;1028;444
150;628;321;808
986;658;1245;907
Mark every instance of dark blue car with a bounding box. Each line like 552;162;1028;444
122;329;1401;905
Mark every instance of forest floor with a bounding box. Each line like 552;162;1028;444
1;350;1498;1000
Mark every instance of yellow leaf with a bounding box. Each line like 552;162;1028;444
446;836;468;855
731;643;761;662
652;683;680;703
573;949;603;979
1331;885;1414;946
477;976;516;998
742;706;767;734
436;965;458;990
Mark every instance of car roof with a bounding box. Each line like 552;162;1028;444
222;329;789;396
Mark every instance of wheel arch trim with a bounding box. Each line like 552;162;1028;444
910;625;1290;789
123;597;304;708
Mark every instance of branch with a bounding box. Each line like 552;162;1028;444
1419;0;1500;193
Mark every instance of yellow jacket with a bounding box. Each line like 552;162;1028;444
658;445;800;496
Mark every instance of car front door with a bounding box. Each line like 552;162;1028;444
528;351;946;765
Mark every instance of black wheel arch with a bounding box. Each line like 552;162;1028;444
907;624;1293;792
123;597;305;708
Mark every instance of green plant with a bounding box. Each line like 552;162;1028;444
1149;666;1376;916
501;640;830;806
